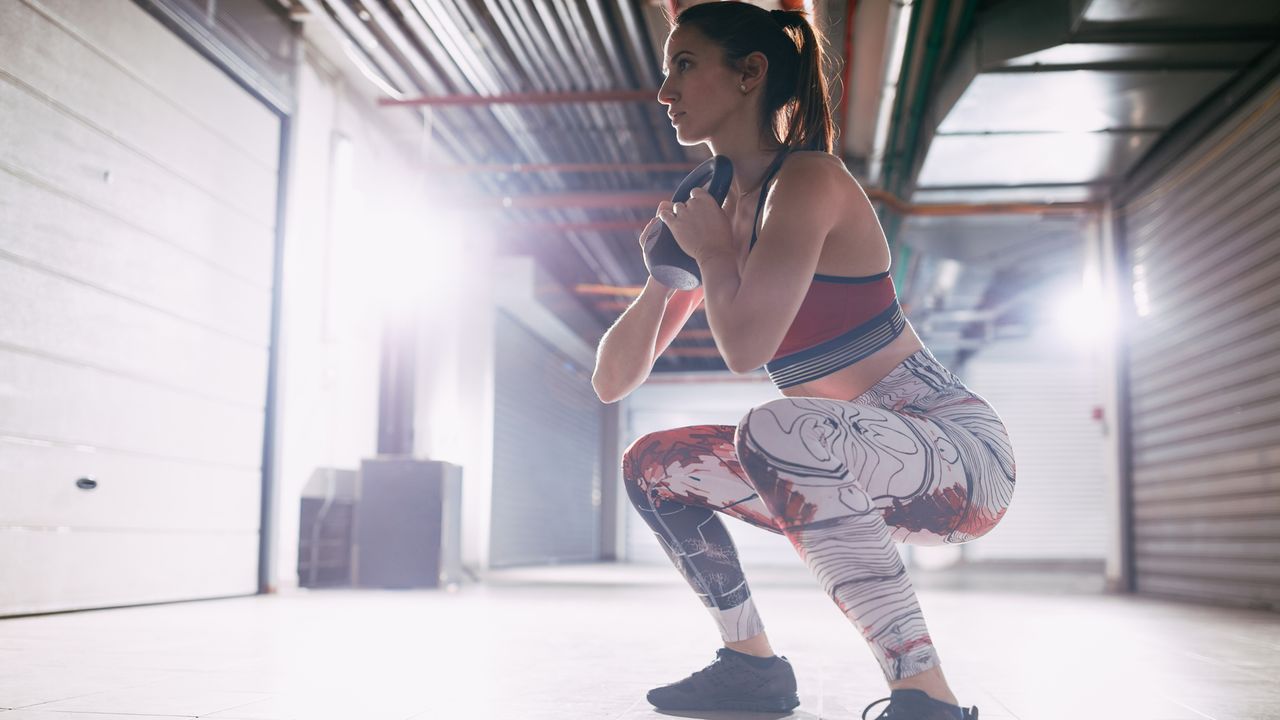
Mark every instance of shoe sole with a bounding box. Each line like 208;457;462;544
649;693;801;713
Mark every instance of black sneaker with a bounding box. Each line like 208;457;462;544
862;689;978;719
646;648;801;712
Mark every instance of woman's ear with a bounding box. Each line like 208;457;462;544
739;51;769;92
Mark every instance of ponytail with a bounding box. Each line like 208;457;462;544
769;9;834;152
676;2;835;153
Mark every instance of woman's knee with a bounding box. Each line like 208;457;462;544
734;398;811;463
733;398;806;494
621;431;661;500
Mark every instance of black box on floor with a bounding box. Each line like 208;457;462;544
354;458;463;589
297;468;358;588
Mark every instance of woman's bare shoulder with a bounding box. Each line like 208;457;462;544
776;151;859;194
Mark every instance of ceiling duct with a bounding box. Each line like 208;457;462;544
908;0;1279;205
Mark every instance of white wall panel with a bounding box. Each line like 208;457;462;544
0;530;258;616
962;336;1109;561
0;171;270;343
0;83;274;287
23;0;280;168
0;262;267;405
0;350;264;469
0;443;259;531
0;0;278;226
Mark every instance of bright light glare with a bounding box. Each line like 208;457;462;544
365;215;465;313
1132;263;1152;317
331;134;467;316
1054;279;1115;346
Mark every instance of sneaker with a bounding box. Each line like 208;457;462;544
646;648;801;712
862;688;978;719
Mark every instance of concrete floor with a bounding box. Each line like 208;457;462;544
1;563;1277;720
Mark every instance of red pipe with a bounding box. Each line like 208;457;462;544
500;191;667;209
428;162;697;174
378;89;657;107
501;220;649;234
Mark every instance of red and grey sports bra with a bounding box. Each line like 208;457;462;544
748;152;906;389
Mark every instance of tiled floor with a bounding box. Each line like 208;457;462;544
1;563;1277;719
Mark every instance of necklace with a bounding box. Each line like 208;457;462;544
731;150;787;200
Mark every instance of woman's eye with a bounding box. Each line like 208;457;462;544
677;59;691;72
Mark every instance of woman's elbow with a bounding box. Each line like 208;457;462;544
591;372;625;404
723;349;767;375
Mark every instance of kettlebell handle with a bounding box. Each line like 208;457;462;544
644;156;735;291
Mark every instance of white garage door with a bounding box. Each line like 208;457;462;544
0;0;280;615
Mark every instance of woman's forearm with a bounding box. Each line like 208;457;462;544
695;249;751;372
592;277;674;402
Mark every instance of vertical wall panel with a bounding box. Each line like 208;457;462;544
962;336;1109;561
490;312;602;567
1121;74;1280;610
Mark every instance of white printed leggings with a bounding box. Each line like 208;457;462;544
622;349;1016;681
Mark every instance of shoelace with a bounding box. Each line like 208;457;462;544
861;696;980;719
688;653;730;687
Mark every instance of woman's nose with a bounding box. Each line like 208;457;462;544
657;76;676;106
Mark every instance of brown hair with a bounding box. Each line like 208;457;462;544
674;1;835;152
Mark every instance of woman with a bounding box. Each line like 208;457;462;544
591;3;1015;719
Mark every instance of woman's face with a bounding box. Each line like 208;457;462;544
658;26;745;146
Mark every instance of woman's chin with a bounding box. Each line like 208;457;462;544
674;128;708;146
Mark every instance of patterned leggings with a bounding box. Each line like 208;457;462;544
622;349;1016;681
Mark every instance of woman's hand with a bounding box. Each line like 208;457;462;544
655;187;733;263
638;216;663;253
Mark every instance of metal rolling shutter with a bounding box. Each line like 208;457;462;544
1120;75;1280;610
0;0;279;614
490;311;602;567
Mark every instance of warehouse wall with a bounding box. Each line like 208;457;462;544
275;42;500;584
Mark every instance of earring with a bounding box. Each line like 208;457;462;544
739;83;747;92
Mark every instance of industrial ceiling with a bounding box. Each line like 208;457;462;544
282;0;1280;372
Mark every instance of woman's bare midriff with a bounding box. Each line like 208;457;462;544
726;150;926;403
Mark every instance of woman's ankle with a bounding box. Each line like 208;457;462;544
888;666;959;706
724;633;774;658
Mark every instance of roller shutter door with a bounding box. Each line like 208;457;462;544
0;0;279;615
1120;75;1280;610
490;311;602;567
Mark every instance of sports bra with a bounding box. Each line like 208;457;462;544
747;151;906;389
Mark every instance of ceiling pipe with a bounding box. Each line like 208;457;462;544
502;220;650;234
493;189;1100;214
378;89;659;107
429;162;697;174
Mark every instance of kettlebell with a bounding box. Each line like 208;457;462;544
642;155;734;290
